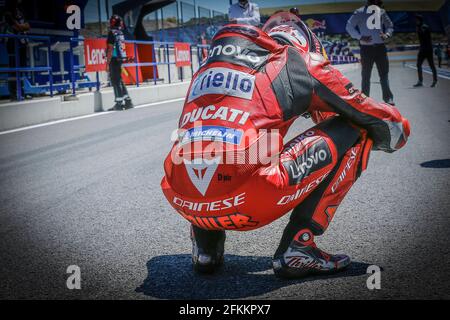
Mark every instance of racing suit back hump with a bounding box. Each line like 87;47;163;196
161;24;409;232
162;25;315;228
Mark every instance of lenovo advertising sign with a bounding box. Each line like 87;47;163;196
174;42;191;67
84;38;107;72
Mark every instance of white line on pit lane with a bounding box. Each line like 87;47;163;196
405;64;450;80
0;97;185;136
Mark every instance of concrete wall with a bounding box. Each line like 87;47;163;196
0;46;198;131
0;81;190;132
96;81;190;112
0;94;93;131
87;47;201;86
0;60;357;132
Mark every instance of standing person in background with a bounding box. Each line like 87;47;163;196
346;0;395;105
289;7;301;19
413;15;438;87
106;14;134;111
228;0;260;27
3;0;30;101
435;44;442;68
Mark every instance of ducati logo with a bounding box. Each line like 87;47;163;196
183;157;221;196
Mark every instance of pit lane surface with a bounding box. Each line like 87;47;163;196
0;64;449;299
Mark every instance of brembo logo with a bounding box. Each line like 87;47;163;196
187;67;255;102
208;44;261;65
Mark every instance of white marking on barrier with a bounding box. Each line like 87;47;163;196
0;97;185;136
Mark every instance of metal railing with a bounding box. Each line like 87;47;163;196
0;34;204;100
69;38;199;93
122;40;198;86
329;55;359;64
1;33;362;101
69;37;100;95
196;44;210;65
124;40;172;86
0;34;53;101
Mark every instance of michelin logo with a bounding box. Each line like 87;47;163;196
188;67;255;102
181;126;243;145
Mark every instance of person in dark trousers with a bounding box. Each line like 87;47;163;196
289;7;301;18
346;0;395;105
3;0;30;101
106;14;133;111
435;44;442;68
414;15;438;87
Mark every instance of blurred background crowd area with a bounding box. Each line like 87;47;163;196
80;0;449;48
0;0;448;101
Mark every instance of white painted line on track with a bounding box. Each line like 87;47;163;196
0;97;185;136
405;64;450;80
133;97;185;110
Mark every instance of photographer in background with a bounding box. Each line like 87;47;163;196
228;0;260;27
3;0;30;101
414;15;438;88
106;14;134;111
434;44;443;68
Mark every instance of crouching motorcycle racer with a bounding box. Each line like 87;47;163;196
161;12;410;278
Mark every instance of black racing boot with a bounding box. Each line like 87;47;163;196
431;80;437;88
413;81;423;87
108;102;124;111
273;229;351;279
124;99;134;110
191;225;225;274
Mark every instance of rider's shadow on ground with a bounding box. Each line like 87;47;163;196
420;159;450;169
135;254;372;299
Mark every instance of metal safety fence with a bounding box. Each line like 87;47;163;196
1;34;208;100
69;37;100;95
1;33;363;101
71;38;202;92
0;34;54;101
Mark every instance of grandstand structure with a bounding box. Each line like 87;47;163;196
81;0;229;43
261;0;447;16
260;0;448;42
0;0;448;102
0;0;448;131
77;0;449;45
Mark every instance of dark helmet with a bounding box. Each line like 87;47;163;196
110;14;124;29
289;7;300;16
368;0;383;6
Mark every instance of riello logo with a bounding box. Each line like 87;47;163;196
187;67;255;102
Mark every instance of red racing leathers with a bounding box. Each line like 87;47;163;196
161;25;410;233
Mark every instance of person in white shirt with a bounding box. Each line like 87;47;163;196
228;0;260;27
346;0;395;105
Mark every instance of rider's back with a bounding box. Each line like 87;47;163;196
164;25;313;199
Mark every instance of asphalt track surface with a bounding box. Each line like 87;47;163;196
0;64;449;300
